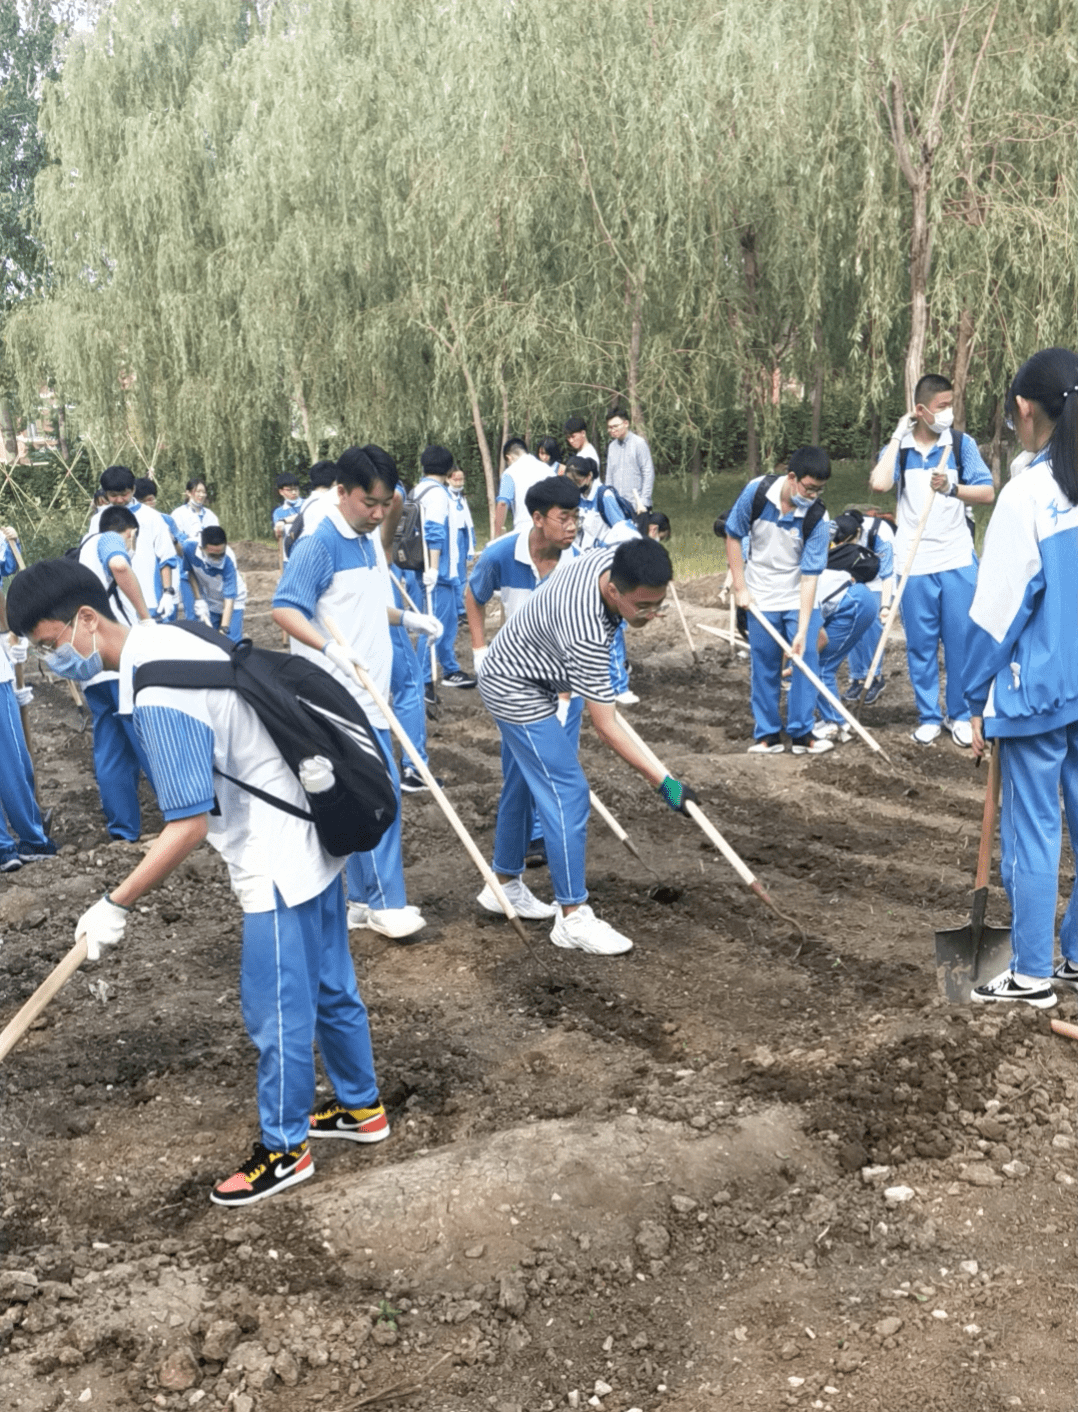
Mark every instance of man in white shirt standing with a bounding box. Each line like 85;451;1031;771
90;465;178;620
494;438;552;536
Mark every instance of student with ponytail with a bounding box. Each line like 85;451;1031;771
963;347;1078;1008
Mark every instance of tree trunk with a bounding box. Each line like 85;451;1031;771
0;399;18;462
810;321;825;445
56;403;71;463
627;272;644;431
903;175;933;407
291;373;317;465
745;396;759;477
989;396;1005;488
458;358;496;536
870;408;881;463
689;441;702;503
950;307;976;429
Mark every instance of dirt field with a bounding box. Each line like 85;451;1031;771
1;542;1076;1412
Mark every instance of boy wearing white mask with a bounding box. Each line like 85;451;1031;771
870;374;994;747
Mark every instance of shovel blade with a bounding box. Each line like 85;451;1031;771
935;923;1013;1003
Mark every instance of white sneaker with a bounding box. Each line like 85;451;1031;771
367;906;426;939
748;735;784;754
550;903;633;955
949;719;974;748
615;690;640;705
347;902;371;930
911;723;942;745
812;721;839;740
791;734;834;755
477;877;557;920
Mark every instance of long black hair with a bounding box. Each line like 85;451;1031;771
1008;347;1078;505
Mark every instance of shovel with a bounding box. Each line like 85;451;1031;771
934;744;1012;1002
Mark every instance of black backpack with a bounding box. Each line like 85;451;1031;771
390;482;439;573
713;473;827;541
132;623;397;857
827;540;880;583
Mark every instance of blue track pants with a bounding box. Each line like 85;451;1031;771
846;589;882;681
997;724;1078;978
344;726;406;910
85;679;155;841
389;623;428;768
240;876;378;1152
0;683;49;857
817;588;877;724
748;607;824;740
900;563;978;725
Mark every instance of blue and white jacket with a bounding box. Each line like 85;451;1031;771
963;452;1077;737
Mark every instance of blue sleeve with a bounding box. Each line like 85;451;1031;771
467;545;501;605
179;539;200;573
272;536;335;618
132;704;216;820
496;472;515;507
725;479;761;540
0;543;16;579
422;516;448;551
958;433;993;486
599;487;632;529
97;532;130;571
963;570;1045;716
800;516;830;575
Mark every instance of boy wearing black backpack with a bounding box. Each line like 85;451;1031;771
810;512;881;742
725;448;833;755
8;559;391;1207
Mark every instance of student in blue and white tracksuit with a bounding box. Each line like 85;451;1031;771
0;635;54;870
467;476;584;863
725;448;833;755
964;348;1078;1010
493;438;551;536
90;465;179;621
170;478;220;544
407;445;472;689
77;506;156;840
869;374;995;746
180;528;248;641
841;511;896;703
273;448;442;942
565;454;642;702
812;514;878;737
6;557;390;1207
448;467;476;618
272;472;304;558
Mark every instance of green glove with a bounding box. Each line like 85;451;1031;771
658;775;699;816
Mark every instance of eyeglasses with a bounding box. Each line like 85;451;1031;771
34;615;77;655
796;480;826;498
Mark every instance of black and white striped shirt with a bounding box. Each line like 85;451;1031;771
478;548;619;723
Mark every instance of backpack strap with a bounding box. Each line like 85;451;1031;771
802;498;827;541
749;474;778;526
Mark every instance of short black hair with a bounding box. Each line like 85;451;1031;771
831;510;863;543
359;444;400;491
646;511;671;537
502;436;528;459
563;415;587;435
535;436;561;463
913;373;952;408
276;471;300;490
788;446;831;482
6;560;117;638
185;477;208;494
606;407;629;425
565;454;597;481
610;538;672;592
133;477;156;500
201;526;227;548
336;446;386;494
308;459;337;489
99;465;135;494
99;506;139;536
525;476;581;517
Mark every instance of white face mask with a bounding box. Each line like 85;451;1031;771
923;406;954;434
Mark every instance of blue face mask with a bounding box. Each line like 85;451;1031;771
44;620;103;681
791;492;816;509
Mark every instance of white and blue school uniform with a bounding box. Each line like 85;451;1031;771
963;452;1077;980
479;550;619;906
0;539;20;580
180;539;248;641
89;500;178;617
0;640;52;865
118;621;378;1153
469;526;585;846
272;497;303;539
272;506;408;914
449;487;476;616
404;477;462;680
385;517;430;771
496;454;552;531
170;500;220;542
576;482;640;694
814;560;876;726
77;531;156;841
725;476;829;741
846;517;896;682
892;428;993;725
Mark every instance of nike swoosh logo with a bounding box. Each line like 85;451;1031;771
274;1158;302;1178
335;1117;358;1130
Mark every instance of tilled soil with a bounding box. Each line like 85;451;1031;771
0;545;1076;1412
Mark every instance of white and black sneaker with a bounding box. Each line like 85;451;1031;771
1052;958;1078;992
442;670;476;689
400;767;443;794
791;733;834;756
971;969;1056;1010
748;734;784;755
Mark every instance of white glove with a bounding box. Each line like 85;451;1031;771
401;610;443;642
323;639;368;679
890;413;916;443
472;644;488;673
422;568;438;589
76;894;129;962
193;599;213;626
155;587;178;622
14;686;33;708
7;636;27;664
555;696;570;726
879;604;892;624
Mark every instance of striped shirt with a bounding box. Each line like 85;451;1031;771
478;548;619;723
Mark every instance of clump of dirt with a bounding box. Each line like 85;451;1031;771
0;548;1075;1412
